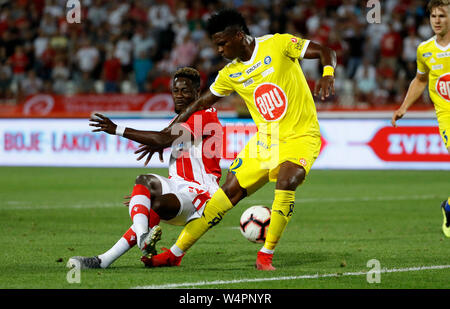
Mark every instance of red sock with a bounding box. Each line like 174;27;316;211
129;184;161;233
122;227;137;247
129;184;151;240
149;208;160;228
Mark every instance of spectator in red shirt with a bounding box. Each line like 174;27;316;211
376;57;397;101
380;23;403;69
38;44;56;81
151;70;171;93
128;0;149;24
7;45;29;84
102;50;122;93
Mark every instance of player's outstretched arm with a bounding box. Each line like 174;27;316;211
303;41;337;100
391;73;428;127
89;113;175;147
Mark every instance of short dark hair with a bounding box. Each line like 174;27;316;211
173;67;201;90
427;0;450;12
205;9;250;37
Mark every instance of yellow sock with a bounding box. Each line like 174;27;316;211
264;189;295;251
175;188;234;252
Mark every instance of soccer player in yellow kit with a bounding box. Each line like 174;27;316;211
139;9;336;270
391;0;450;237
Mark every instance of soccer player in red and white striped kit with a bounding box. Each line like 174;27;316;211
68;67;223;269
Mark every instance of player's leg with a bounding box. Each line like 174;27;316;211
135;174;185;255
142;177;219;267
129;174;180;254
96;226;138;268
441;143;449;237
257;135;321;270
68;174;179;269
256;161;305;270
146;138;270;267
438;120;450;237
68;226;137;269
170;171;247;257
171;143;273;257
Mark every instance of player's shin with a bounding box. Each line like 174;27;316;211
174;188;234;252
262;190;295;252
98;226;137;268
129;184;151;245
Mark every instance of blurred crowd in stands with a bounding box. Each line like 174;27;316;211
0;0;434;108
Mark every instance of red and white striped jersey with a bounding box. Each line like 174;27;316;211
168;107;222;194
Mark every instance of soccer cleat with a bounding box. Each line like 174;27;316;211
141;247;184;267
67;256;102;269
139;225;162;256
255;251;276;271
441;200;450;238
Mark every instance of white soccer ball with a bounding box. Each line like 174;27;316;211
239;205;271;243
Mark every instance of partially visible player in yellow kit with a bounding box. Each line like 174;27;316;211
391;0;450;237
138;9;336;270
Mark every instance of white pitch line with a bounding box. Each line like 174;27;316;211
132;264;450;289
1;194;440;211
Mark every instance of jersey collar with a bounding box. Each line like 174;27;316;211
433;36;450;51
239;37;259;66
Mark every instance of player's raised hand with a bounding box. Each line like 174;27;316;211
391;108;406;127
135;144;164;166
89;113;117;134
314;75;335;101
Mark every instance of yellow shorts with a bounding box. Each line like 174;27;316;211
437;113;450;149
229;133;321;195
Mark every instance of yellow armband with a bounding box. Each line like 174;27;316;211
322;65;334;77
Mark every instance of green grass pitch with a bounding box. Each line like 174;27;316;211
0;166;449;289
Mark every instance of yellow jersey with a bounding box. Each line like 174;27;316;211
416;36;450;118
210;33;321;140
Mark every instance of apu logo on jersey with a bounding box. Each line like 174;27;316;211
229;72;242;78
264;56;272;65
422;52;432;58
436;73;450;101
253;83;288;121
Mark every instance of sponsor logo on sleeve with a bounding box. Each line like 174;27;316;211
229;72;243;78
299;158;308;167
